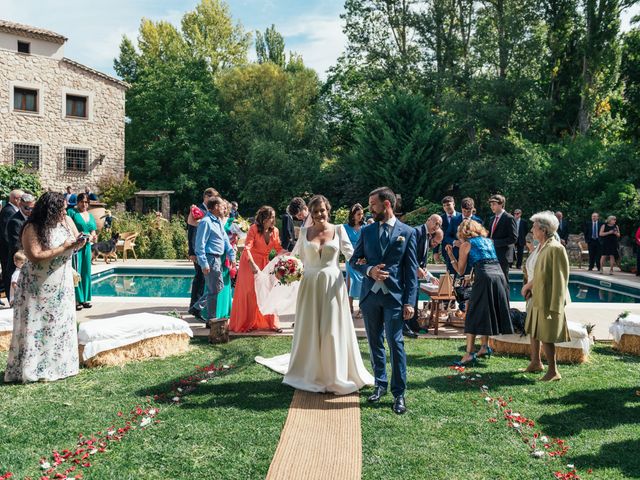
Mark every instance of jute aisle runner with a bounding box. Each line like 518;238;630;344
265;390;362;480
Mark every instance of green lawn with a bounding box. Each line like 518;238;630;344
0;338;638;480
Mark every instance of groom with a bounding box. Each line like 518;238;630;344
350;187;418;414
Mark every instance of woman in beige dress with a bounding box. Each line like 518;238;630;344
521;211;570;381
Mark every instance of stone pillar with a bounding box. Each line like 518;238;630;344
161;194;171;219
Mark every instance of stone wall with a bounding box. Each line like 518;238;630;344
0;48;126;193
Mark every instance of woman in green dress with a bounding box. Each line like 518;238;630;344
214;202;235;319
68;193;97;310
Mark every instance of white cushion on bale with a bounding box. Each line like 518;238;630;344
77;313;193;367
489;321;592;363
0;308;12;351
609;314;640;356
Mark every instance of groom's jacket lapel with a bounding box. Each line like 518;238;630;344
382;221;403;262
372;222;383;260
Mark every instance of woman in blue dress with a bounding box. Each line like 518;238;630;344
343;203;365;317
445;219;513;365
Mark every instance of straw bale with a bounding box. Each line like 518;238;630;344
0;331;11;351
80;333;190;368
488;338;587;364
612;334;640;356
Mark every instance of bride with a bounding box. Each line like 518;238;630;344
257;194;374;395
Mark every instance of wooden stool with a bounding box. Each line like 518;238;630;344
208;318;230;344
425;274;456;335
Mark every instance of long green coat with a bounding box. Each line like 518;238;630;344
525;238;571;343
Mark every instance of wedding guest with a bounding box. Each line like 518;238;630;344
487;194;517;281
68;193;97;311
1;189;23;297
194;196;236;326
216;200;235;319
344;203;365;317
187;187;218;320
635;223;640;276
281;197;308;252
4;192;86;383
84;186;98;202
9;250;26;306
229;201;239;219
64;186;74;204
599;215;621;275
521;211;570;381
438;196;460;269
583;212;603;272
230;206;286;332
513;209;528;269
5;193;35;303
445;220;513;366
410;214;443;335
555;211;569;246
445;197;482;273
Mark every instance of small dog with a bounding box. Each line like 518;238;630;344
91;232;120;264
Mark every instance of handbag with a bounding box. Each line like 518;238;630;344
453;269;474;302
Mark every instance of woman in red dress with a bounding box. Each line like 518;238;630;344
229;206;285;332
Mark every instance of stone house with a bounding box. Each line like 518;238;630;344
0;19;127;194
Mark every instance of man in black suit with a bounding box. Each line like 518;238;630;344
556;211;570;246
583;212;603;271
407;214;443;336
513;209;528;269
281;197;308;252
1;189;24;298
5;193;35;302
487;194;517;282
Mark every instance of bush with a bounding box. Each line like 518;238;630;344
333;207;349;226
101;211;188;259
0;163;42;199
97;173;138;208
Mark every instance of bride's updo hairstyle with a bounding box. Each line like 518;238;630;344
307;195;331;216
255;206;276;233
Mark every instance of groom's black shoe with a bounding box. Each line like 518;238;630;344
392;396;407;415
367;386;387;403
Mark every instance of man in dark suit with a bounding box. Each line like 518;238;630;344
556;211;570;246
1;189;24;298
434;196;456;265
5;193;35;302
488;194;517;282
513;209;528;269
407;214;443;336
187;187;218;321
446;197;483;273
281;197;308;252
583;212;603;271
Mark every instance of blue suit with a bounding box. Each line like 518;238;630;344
350;219;418;397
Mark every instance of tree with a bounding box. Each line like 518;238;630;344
347;90;449;210
620;25;640;140
255;24;286;67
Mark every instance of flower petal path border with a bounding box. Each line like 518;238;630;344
266;390;362;480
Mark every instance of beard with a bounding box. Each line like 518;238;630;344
373;210;385;222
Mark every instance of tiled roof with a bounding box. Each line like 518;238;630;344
62;58;129;89
0;19;67;44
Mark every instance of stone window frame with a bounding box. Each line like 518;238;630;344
9;81;44;117
64;145;92;173
61;87;94;122
12;141;42;171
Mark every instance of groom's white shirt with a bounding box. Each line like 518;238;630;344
367;216;397;295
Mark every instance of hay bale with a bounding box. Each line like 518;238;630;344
209;318;229;344
488;337;587;364
80;333;190;368
0;331;11;351
612;334;640;356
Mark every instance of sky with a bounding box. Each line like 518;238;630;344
1;0;639;81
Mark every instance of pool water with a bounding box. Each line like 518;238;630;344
92;268;640;303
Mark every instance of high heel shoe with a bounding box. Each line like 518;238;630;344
478;345;493;358
453;352;477;367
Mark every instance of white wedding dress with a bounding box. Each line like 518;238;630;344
256;225;374;395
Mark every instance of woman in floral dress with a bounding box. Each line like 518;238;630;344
4;192;87;383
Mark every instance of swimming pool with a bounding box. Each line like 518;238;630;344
92;267;640;303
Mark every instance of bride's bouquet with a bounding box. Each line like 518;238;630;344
272;255;304;285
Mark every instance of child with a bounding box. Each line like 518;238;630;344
10;251;26;306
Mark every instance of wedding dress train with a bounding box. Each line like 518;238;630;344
256;225;374;395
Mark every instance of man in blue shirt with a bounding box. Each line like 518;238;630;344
194;196;236;326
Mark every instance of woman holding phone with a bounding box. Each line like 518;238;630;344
67;192;97;310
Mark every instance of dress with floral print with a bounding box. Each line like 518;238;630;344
4;223;79;383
